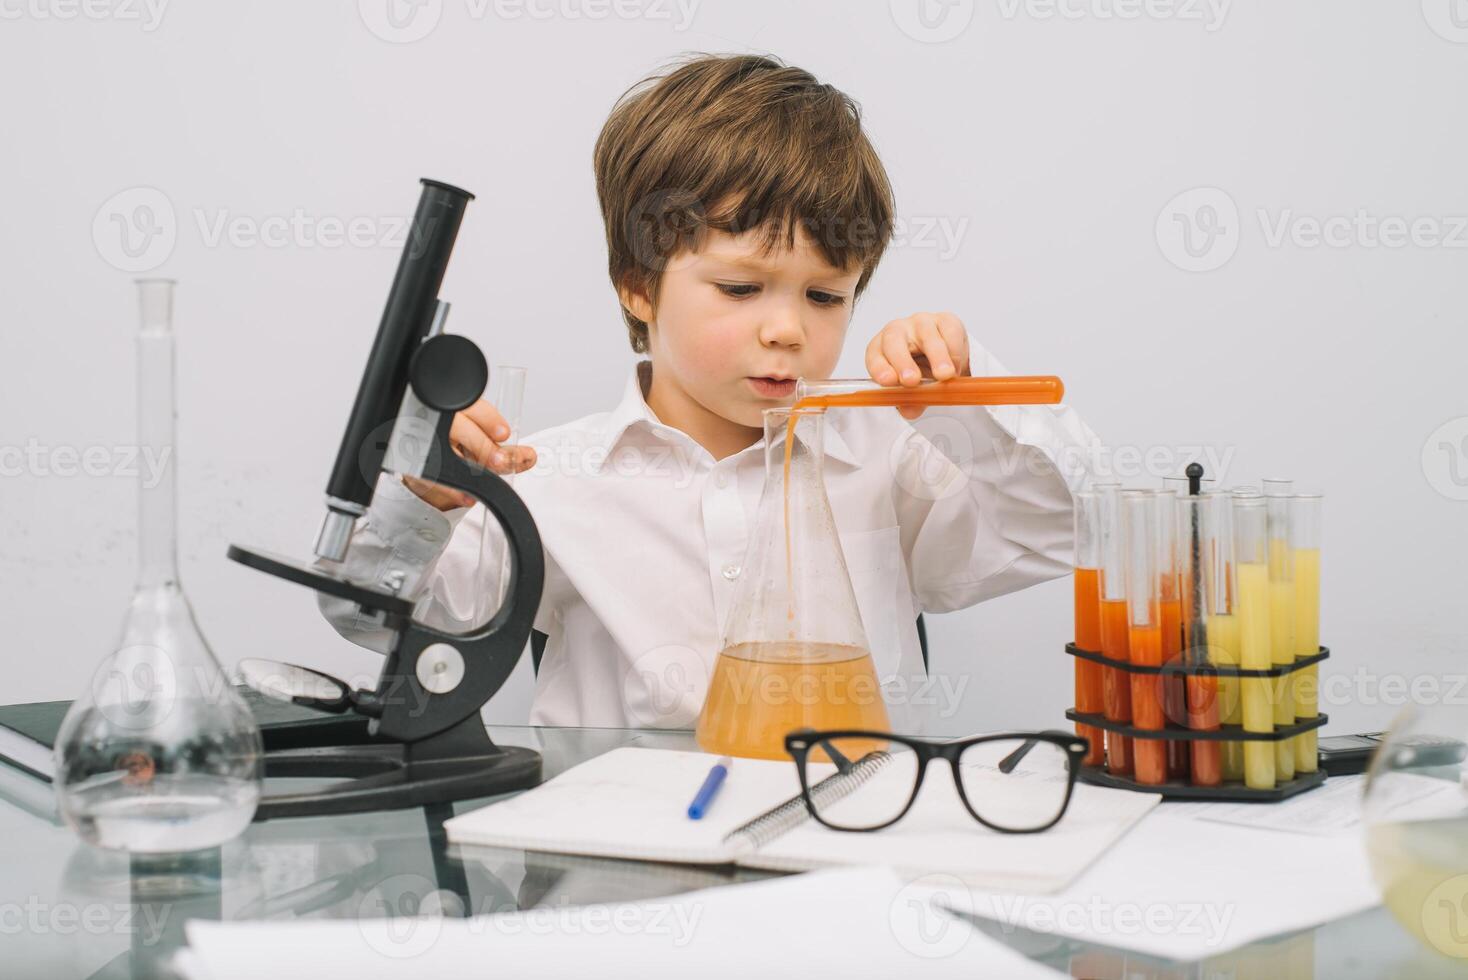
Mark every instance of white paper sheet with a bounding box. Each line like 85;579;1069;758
178;865;1066;980
925;805;1383;962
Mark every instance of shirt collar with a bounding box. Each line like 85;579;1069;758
596;361;860;470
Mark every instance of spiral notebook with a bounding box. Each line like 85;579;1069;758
444;746;1160;893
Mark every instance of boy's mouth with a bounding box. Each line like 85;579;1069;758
747;376;796;399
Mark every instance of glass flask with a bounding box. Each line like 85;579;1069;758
694;407;891;760
54;279;263;853
1363;703;1468;961
473;364;528;627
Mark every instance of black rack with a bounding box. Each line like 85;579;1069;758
1064;642;1331;802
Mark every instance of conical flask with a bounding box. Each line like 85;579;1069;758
695;407;891;760
54;279;263;853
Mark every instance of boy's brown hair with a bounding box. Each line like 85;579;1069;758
594;53;896;354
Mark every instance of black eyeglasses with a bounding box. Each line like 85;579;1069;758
783;729;1088;834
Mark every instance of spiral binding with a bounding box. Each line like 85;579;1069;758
723;750;892;850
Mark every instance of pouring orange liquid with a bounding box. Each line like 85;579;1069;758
778;375;1066;622
698;375;1065;759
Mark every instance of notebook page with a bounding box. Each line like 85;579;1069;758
443;747;809;864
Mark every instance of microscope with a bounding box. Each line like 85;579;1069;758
227;179;545;819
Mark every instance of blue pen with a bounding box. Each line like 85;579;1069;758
687;755;732;820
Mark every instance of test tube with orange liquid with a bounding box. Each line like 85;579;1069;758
1151;489;1190;782
792;375;1064;411
1073;489;1111;767
1177;486;1222;787
1097;485;1133;775
1123;491;1168;785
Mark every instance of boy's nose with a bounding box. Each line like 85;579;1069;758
757;303;806;349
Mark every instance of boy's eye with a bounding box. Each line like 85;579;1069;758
715;283;759;298
808;290;847;307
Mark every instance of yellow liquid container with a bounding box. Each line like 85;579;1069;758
696;642;890;760
695;408;892;760
1367;818;1468;959
1264;480;1297;782
1269;575;1297;780
1292;494;1324;773
1208;612;1246;781
1236;560;1276;789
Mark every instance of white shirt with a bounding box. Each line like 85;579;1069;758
318;336;1104;732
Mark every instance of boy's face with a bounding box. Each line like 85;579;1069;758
629;223;863;433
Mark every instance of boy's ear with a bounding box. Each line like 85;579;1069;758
617;280;655;325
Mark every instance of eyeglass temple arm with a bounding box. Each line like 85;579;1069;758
997;731;1084;774
792;729;855;774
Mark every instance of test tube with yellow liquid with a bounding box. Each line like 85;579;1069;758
1291;494;1323;772
1262;479;1297;782
1233;494;1276;790
1205;493;1244;782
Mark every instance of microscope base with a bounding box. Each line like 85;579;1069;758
254;713;542;820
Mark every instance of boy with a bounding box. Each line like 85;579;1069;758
319;54;1102;733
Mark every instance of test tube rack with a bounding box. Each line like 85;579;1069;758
1064;643;1330;801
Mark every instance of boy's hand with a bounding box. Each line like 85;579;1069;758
865;312;971;420
401;400;537;512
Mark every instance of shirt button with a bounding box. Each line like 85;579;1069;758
417;528;440;542
722;564;741;580
714;472;729;489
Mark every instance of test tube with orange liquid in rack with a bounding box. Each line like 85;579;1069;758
1073;489;1111;767
1123;491;1168;785
1098;485;1134;776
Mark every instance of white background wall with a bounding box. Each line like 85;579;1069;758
2;0;1464;739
